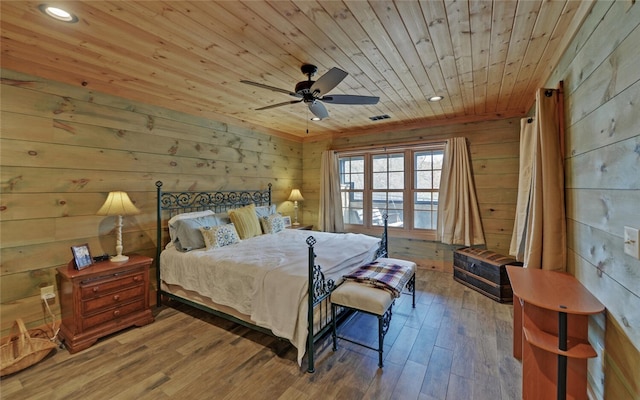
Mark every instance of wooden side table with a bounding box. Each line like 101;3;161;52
57;254;154;353
287;224;313;230
506;266;604;400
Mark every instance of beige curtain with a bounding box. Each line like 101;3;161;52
437;137;485;246
318;150;344;232
509;89;566;271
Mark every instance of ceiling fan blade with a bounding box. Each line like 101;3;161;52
308;100;329;119
255;99;303;111
320;94;380;105
310;67;348;96
240;80;300;97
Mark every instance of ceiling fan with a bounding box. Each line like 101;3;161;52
240;64;379;120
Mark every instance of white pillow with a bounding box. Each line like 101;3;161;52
168;210;215;225
171;215;219;252
255;204;277;219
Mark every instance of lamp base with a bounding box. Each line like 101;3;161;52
110;254;129;263
292;222;300;226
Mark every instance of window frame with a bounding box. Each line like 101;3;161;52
337;142;445;241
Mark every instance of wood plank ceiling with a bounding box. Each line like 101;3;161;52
1;1;594;141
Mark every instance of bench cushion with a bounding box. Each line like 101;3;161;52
331;281;394;315
376;257;417;275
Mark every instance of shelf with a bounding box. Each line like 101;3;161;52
523;326;597;359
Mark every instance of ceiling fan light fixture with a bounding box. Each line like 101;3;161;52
428;95;444;102
38;4;78;23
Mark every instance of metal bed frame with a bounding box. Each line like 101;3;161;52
155;181;387;373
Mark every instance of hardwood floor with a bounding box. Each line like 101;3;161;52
1;270;522;399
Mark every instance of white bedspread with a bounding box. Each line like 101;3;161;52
160;229;380;365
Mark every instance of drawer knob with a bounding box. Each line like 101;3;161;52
113;294;120;301
113;310;120;317
92;287;99;293
133;276;141;282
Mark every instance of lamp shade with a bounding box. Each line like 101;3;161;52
96;191;141;216
288;189;304;202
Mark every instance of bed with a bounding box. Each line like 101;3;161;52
155;181;388;372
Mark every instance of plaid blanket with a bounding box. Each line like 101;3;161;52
343;260;413;298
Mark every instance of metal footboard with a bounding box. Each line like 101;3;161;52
305;215;388;373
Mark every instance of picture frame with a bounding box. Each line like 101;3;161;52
71;243;94;270
282;216;292;227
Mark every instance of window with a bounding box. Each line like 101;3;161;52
338;144;444;237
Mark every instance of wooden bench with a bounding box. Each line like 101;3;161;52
330;258;416;367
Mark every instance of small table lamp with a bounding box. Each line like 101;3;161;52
288;189;304;226
97;191;141;262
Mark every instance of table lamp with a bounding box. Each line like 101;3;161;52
288;189;304;226
97;191;141;262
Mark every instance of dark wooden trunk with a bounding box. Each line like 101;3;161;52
453;248;522;303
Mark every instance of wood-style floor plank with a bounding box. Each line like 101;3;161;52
0;270;522;399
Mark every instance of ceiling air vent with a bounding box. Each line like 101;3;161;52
369;114;390;121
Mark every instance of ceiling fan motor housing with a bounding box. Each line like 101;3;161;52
295;80;315;99
296;64;319;100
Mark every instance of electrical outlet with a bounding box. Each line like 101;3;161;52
624;226;639;259
40;285;55;300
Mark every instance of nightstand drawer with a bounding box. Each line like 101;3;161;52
82;299;145;330
80;270;144;299
82;285;145;314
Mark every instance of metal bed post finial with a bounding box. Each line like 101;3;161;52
306;235;317;373
156;181;163;307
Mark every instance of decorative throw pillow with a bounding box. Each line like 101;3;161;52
228;204;262;239
199;224;241;249
260;213;285;234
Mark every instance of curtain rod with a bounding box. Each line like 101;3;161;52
331;139;447;154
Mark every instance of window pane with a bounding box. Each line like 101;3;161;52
373;153;404;190
388;172;404;189
343;207;363;225
414;192;436;229
433;150;444;169
372;191;404;227
388;154;404;170
340;156;365;190
415;170;433;189
372;156;386;171
373;172;388;189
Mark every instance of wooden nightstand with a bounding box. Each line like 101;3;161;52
57;254;154;353
287;224;313;230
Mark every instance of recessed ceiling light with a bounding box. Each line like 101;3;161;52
428;95;444;102
38;4;79;23
310;117;322;121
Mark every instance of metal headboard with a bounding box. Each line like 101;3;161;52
156;181;272;219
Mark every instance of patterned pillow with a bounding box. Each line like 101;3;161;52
260;213;285;234
199;224;241;249
228;204;262;239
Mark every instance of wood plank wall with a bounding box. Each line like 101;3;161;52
0;69;302;337
543;1;640;399
302;117;521;272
